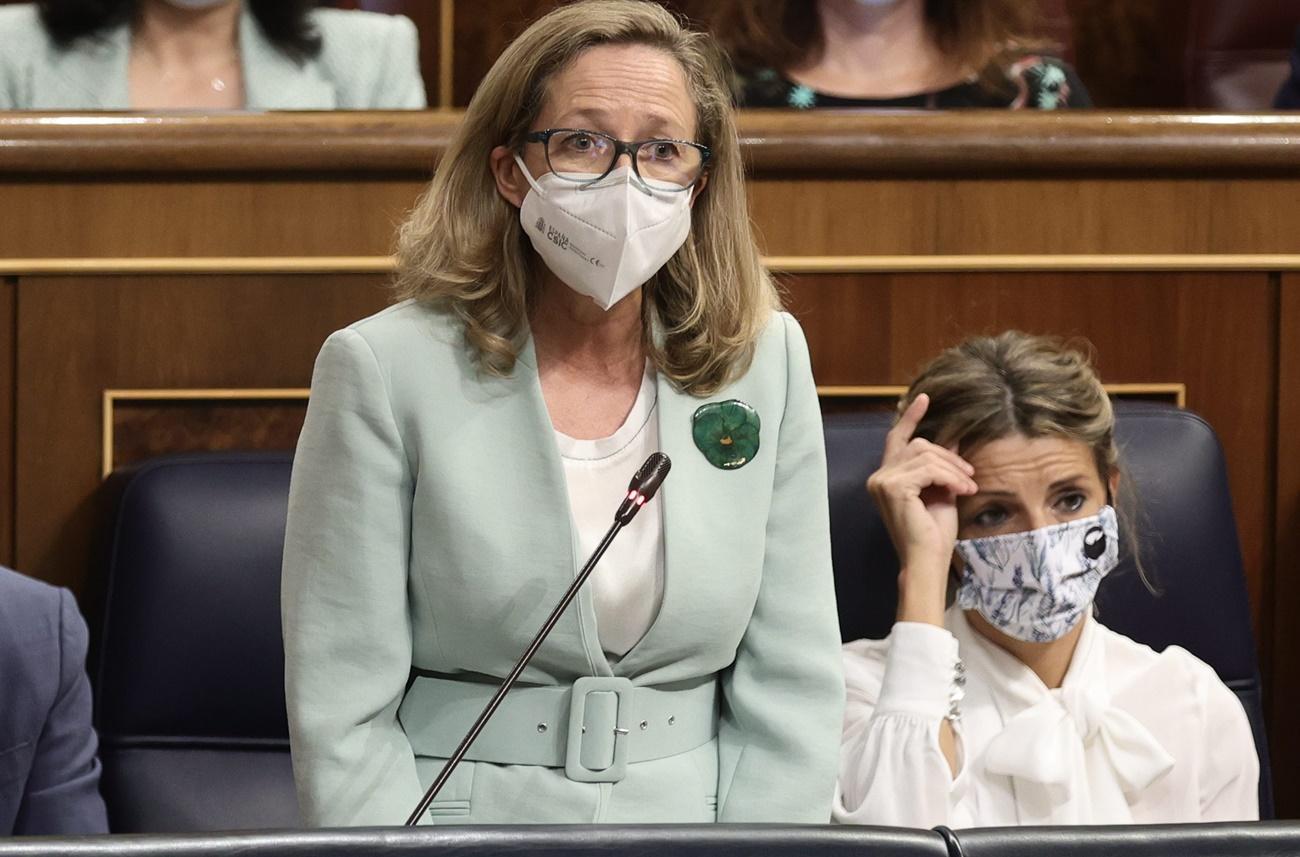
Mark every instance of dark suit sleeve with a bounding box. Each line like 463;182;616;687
1276;27;1300;109
13;590;109;835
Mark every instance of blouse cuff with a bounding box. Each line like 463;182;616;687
876;622;962;721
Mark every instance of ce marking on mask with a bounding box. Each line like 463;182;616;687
535;217;604;268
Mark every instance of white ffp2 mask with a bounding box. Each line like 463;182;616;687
515;156;692;311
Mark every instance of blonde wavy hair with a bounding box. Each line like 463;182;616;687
900;330;1153;590
394;0;778;395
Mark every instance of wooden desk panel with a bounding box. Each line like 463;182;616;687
0;179;423;260
0;277;13;568
13;274;391;593
750;178;1300;257
1274;273;1300;816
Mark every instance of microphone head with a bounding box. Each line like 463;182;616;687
628;452;671;503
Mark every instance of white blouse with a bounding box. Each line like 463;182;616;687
834;606;1259;827
554;366;664;659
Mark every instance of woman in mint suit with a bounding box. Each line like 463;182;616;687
281;0;843;827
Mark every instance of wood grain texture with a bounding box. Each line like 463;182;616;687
5;113;1300;174
784;271;1277;643
13;274;392;593
748;177;1300;256
0;179;424;259
0;278;12;568
1273;273;1300;816
110;400;309;472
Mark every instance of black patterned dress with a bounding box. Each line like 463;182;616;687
738;55;1091;109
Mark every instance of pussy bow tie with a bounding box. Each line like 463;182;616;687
982;683;1175;796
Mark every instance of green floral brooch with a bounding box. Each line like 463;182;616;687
692;400;761;470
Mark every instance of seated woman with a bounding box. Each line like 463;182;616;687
0;0;425;110
710;0;1089;110
834;332;1258;826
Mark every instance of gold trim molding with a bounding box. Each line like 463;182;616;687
102;383;1186;477
9;254;1300;277
765;255;1300;273
819;383;1186;409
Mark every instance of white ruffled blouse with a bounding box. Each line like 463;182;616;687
834;607;1259;827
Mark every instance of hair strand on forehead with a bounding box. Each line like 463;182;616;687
902;330;1157;595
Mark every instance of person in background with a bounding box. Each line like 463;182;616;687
835;332;1257;827
1275;26;1300;108
0;566;109;835
711;0;1090;110
0;0;425;110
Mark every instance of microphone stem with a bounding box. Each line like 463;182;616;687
405;519;625;826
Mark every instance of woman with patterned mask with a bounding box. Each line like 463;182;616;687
835;331;1258;826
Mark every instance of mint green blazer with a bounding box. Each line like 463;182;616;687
0;4;425;110
281;300;844;826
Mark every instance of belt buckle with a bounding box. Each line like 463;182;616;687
565;676;634;783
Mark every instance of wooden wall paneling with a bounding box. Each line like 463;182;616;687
0;178;426;259
1273;273;1300;817
747;177;1300;258
451;0;565;107
0;277;13;568
108;396;310;474
448;0;715;107
13;274;393;597
1065;0;1195;108
785;270;1277;644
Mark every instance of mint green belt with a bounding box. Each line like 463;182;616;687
398;674;719;784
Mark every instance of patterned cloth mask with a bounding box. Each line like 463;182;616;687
955;506;1120;643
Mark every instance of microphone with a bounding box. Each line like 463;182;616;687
615;452;671;525
404;452;672;825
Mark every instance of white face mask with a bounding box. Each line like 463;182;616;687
954;506;1120;643
514;156;692;311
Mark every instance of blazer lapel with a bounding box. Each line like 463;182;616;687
240;9;336;110
613;372;760;679
506;334;612;680
40;25;129;109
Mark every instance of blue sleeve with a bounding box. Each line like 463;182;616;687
13;590;109;835
1276;28;1300;109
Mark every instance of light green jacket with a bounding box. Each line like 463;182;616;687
0;4;425;110
281;300;844;826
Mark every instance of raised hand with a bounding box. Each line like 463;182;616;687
866;394;978;627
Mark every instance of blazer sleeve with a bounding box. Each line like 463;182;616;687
282;328;422;826
715;313;845;822
368;14;426;109
14;589;109;836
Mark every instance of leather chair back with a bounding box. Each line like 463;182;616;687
96;453;299;832
942;821;1300;856
824;402;1273;817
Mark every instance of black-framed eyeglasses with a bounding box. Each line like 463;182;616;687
523;128;711;192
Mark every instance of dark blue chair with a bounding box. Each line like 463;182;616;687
96;453;298;832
